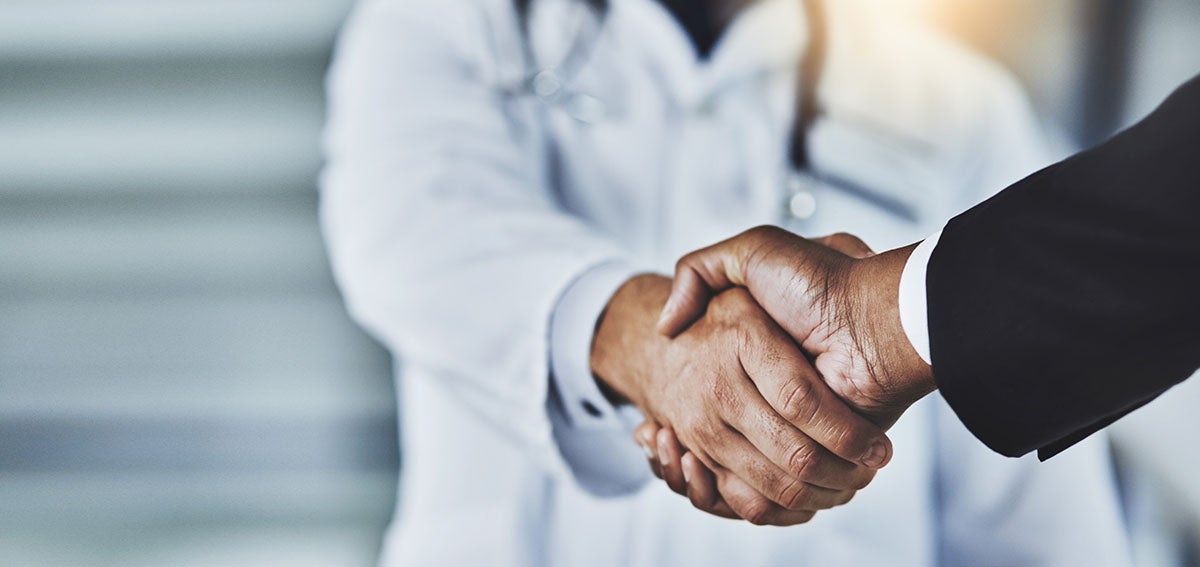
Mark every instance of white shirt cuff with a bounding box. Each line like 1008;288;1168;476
898;231;941;366
549;260;643;430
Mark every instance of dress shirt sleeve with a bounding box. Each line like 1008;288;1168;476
897;231;941;366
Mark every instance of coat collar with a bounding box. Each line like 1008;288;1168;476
523;0;941;151
610;0;807;109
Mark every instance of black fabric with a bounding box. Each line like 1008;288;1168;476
657;0;752;60
516;0;747;60
515;0;607;21
927;74;1200;459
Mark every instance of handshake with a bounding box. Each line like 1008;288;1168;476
591;226;938;526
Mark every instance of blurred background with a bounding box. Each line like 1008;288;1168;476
0;0;1196;565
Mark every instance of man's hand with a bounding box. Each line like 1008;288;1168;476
591;274;892;525
657;226;936;430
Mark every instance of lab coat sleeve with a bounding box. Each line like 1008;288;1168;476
548;261;656;495
932;398;1132;567
548;261;639;431
320;0;647;494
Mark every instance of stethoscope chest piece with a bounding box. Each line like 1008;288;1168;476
784;170;820;221
532;70;563;98
567;94;606;123
530;68;608;124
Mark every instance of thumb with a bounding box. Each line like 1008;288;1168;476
656;234;758;337
657;226;796;337
656;265;717;337
814;232;876;259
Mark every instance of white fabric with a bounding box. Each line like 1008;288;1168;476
899;230;942;366
549;260;640;432
320;0;1134;565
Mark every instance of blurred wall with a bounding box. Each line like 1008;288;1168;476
0;1;398;565
924;0;1200;145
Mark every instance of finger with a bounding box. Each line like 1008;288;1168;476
634;421;663;479
732;399;878;490
657;260;719;338
740;320;893;470
681;452;719;509
658;227;787;337
714;469;819;526
635;421;659;453
681;452;740;520
708;425;863;511
657;427;688;496
693;450;853;514
814;232;876;259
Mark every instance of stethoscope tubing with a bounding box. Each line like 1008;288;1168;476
505;0;920;221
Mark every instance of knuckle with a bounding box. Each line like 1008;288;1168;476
745;225;783;243
786;442;822;480
685;417;723;454
677;415;708;445
777;378;817;424
780;479;812;511
851;468;877;491
827;422;859;457
708;377;742;415
742;498;776;526
794;511;816;525
734;322;754;351
674;252;696;274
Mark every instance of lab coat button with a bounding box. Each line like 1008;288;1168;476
789;191;818;220
568;94;606;123
532;70;562;98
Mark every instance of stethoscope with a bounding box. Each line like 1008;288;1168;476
504;0;921;223
506;1;610;124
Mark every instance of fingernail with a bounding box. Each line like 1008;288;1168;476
655;308;673;332
682;463;692;484
637;439;654;460
863;441;889;468
657;439;670;467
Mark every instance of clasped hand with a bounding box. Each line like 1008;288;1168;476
591;227;935;525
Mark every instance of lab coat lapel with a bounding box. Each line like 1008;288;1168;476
611;0;806;108
525;0;587;68
610;0;706;108
702;0;807;96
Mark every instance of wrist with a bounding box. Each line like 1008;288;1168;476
850;245;936;413
590;274;672;409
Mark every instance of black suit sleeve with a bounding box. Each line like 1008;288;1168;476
926;74;1200;460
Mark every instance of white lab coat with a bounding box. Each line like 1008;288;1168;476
321;0;1134;565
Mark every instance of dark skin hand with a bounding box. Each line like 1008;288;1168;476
659;227;936;426
591;271;892;525
640;228;937;514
